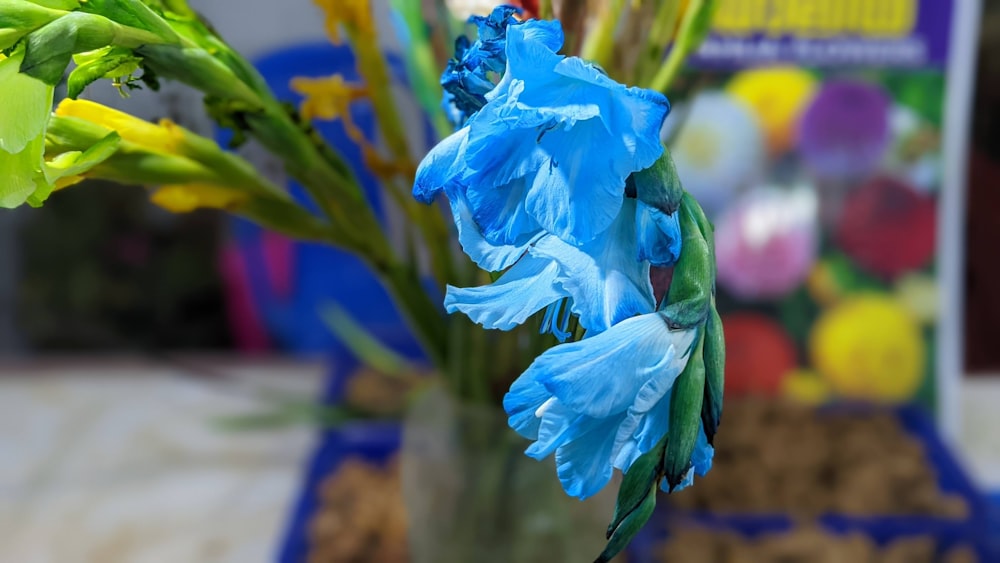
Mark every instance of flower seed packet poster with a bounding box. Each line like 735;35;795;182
665;0;979;424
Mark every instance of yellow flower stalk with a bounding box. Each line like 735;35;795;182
810;294;925;402
150;183;249;213
311;0;413;180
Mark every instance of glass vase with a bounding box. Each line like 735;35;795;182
400;385;616;563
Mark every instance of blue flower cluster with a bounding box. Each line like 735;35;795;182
415;7;714;500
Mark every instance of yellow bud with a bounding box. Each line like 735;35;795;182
150;183;248;213
55;99;181;154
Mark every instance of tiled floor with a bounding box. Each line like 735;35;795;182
0;358;324;563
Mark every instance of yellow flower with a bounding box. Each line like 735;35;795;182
314;0;374;43
150;183;248;213
810;294;925;402
894;273;938;324
727;67;816;155
781;369;831;406
291;74;367;125
55;99;182;154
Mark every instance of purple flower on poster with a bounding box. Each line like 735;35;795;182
798;80;891;180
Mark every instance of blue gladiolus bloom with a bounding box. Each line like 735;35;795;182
503;313;714;499
416;19;670;246
414;14;678;338
443;199;679;334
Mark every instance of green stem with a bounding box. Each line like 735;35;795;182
579;0;627;67
539;0;554;19
648;0;705;93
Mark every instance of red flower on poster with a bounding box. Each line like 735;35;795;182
723;313;798;396
836;176;936;280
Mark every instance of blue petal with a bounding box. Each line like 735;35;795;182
555;414;623;499
524;119;627;243
511;18;564;52
444;253;562;330
636;202;682;267
526;399;586;459
466;176;541;246
692;422;714;477
660;425;713;493
446;184;537;272
490;22;564;100
504;369;550;440
530;200;654;333
528;313;697;418
413;128;469;203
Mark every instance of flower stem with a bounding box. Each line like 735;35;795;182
648;0;706;94
579;0;627;67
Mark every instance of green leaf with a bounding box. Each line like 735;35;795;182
25;0;79;9
701;306;724;444
682;191;715;262
677;0;719;55
596;482;658;563
42;131;120;183
0;0;66;50
627;148;683;214
320;304;412;377
21;11;165;85
663;330;706;490
0;134;46;208
77;0;178;42
660;197;713;327
137;44;263;108
0;48;51;153
67;47;142;98
606;433;667;539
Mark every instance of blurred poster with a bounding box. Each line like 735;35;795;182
667;0;979;414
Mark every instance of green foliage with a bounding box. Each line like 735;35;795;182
68;46;142;98
663;331;706;489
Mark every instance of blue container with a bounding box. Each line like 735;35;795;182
276;330;423;563
631;404;993;562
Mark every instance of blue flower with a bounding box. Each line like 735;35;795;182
416;20;670;246
440;5;563;125
503;313;714;499
443;198;681;335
